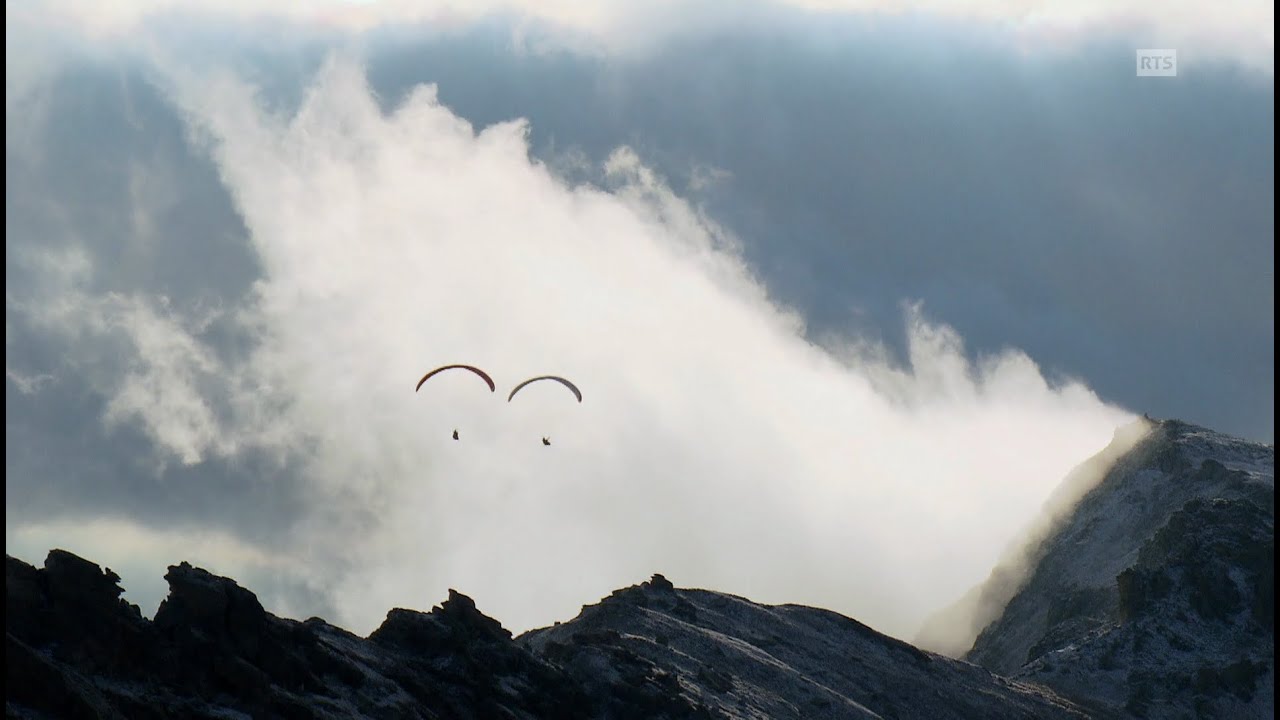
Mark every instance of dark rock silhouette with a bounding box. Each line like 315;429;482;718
4;551;708;719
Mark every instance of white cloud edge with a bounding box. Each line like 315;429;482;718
8;0;1274;72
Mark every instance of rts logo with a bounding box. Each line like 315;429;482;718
1136;49;1177;77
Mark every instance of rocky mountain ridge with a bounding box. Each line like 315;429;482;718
7;551;1088;719
7;418;1273;719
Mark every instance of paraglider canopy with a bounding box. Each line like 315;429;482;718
416;364;497;393
507;375;582;403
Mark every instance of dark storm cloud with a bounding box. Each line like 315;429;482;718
4;59;321;538
7;65;257;299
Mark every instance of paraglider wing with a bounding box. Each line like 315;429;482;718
507;375;583;403
416;364;497;393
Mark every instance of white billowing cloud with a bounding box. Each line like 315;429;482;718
7;245;289;468
11;0;1275;71
14;283;219;466
5;368;57;395
98;296;225;465
86;56;1133;640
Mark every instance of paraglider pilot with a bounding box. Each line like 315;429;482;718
452;429;460;440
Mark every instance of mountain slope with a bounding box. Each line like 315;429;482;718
963;419;1274;718
520;574;1091;719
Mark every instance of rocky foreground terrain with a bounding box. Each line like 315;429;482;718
6;419;1273;719
6;553;1087;719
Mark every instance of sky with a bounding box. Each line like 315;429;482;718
5;0;1273;644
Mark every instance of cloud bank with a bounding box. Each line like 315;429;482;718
6;57;1137;639
11;0;1275;72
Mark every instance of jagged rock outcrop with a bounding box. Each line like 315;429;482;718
963;419;1274;718
6;552;601;719
7;549;152;720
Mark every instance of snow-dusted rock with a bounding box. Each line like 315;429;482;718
521;574;1090;719
964;419;1274;718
